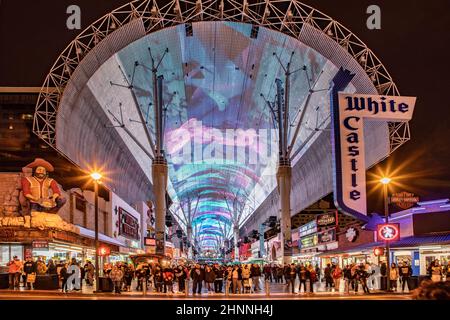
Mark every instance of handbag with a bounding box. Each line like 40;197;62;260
27;273;36;283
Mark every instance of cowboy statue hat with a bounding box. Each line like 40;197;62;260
25;158;54;172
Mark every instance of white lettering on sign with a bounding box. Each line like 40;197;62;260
334;93;416;218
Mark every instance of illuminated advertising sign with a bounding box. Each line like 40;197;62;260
32;241;49;250
377;223;400;241
318;228;336;244
98;246;111;256
299;234;318;249
391;191;420;210
316;212;338;229
331;69;416;221
144;237;156;246
299;221;317;238
119;207;140;240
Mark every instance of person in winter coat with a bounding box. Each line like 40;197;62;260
389;263;399;291
324;264;334;291
204;266;216;292
7;256;23;289
297;265;309;293
110;265;124;294
175;265;187;293
398;262;413;292
46;259;57;275
286;264;297;294
307;265;317;293
153;266;164;293
263;264;272;282
250;264;262;291
213;264;224;293
430;260;443;283
163;267;174;293
356;264;370;293
232;265;243;294
23;257;37;290
276;266;284;283
332;265;343;292
343;265;353;293
351;264;360;292
60;263;69;293
36;259;47;275
85;261;95;286
190;264;204;295
123;264;134;292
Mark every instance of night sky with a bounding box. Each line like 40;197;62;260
1;0;449;214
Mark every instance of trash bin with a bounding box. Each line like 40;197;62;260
34;275;59;290
0;273;9;289
98;277;113;292
380;276;387;291
408;276;419;290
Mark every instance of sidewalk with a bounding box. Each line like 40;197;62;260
0;279;413;298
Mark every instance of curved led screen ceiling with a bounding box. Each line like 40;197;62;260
53;21;390;252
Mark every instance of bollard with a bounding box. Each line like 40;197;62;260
185;280;189;297
265;280;270;296
225;280;229;297
143;278;147;296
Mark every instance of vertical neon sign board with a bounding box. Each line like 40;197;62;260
331;69;416;221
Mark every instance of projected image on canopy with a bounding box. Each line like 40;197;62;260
86;22;355;252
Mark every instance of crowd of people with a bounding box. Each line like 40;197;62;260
5;256;450;296
5;255;96;291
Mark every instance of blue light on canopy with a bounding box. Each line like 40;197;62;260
100;21;350;251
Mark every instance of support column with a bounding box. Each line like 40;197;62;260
259;223;266;259
234;226;240;262
152;158;168;256
187;225;193;259
277;164;292;265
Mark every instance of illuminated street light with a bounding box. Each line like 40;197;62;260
380;176;392;292
91;172;102;181
91;171;102;293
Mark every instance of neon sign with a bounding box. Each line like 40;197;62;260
331;68;417;221
377;223;400;241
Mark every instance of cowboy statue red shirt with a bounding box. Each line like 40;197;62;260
20;158;66;213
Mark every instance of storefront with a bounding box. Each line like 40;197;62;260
0;243;24;268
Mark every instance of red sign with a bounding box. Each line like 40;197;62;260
377;223;400;241
144;237;156;246
374;247;385;256
391;192;419;210
32;241;49;249
119;207;140;240
98;246;111;256
316;211;338;230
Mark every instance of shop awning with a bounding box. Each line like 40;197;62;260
318;234;450;256
77;225;125;247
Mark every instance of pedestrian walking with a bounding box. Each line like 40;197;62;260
390;263;399;292
110;265;124;294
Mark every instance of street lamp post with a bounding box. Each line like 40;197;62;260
381;177;391;292
91;172;102;293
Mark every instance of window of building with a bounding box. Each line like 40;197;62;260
0;245;24;266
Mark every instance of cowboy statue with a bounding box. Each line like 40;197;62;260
20;158;66;213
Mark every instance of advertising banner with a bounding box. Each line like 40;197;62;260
317;228;337;244
332;83;416;220
391;191;419;210
316;212;338;230
119;207;140;240
299;220;317;238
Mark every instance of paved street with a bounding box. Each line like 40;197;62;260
0;280;413;300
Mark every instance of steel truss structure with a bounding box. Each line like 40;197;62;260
33;0;410;156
